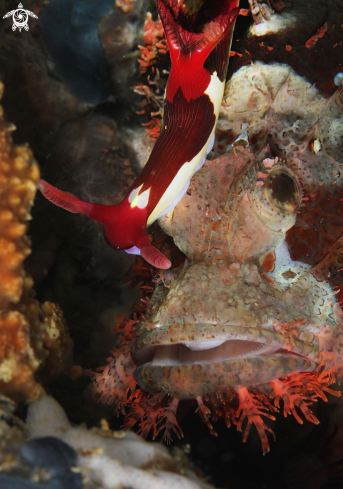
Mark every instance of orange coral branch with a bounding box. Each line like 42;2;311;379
206;390;238;428
269;371;341;426
159;397;183;442
113;314;138;344
142;117;162;140
137;13;167;74
269;377;318;425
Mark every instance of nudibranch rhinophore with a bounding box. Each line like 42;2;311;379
39;0;239;269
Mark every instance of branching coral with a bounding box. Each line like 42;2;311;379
0;82;72;401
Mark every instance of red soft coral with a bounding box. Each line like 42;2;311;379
133;13;169;139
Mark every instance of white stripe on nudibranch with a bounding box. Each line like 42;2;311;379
136;188;150;208
151;132;215;223
147;72;225;225
130;187;151;209
128;185;143;203
204;72;225;118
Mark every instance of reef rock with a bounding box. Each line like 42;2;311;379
39;0;113;104
0;3;87;159
229;0;343;97
25;395;213;489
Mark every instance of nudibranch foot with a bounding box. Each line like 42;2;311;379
39;179;171;269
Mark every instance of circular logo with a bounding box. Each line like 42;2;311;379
13;8;29;31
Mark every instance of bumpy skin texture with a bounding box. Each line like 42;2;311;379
0;83;72;401
134;259;324;399
88;64;343;454
128;64;343;451
151;64;343;370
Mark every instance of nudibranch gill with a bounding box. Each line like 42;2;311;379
39;0;239;269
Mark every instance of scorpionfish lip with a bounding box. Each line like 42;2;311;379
131;322;320;399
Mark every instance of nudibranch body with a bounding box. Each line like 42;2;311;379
40;0;239;269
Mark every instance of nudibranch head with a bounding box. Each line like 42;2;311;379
39;179;172;269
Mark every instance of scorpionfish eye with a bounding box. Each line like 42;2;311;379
270;173;297;203
263;166;301;212
248;164;302;233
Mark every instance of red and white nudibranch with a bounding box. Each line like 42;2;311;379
39;0;239;269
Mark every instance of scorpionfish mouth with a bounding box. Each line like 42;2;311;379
132;322;320;399
130;260;330;400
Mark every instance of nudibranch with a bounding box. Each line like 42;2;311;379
39;0;239;269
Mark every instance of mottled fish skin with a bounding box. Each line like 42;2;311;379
132;154;329;398
134;128;342;385
39;0;239;269
126;64;343;451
